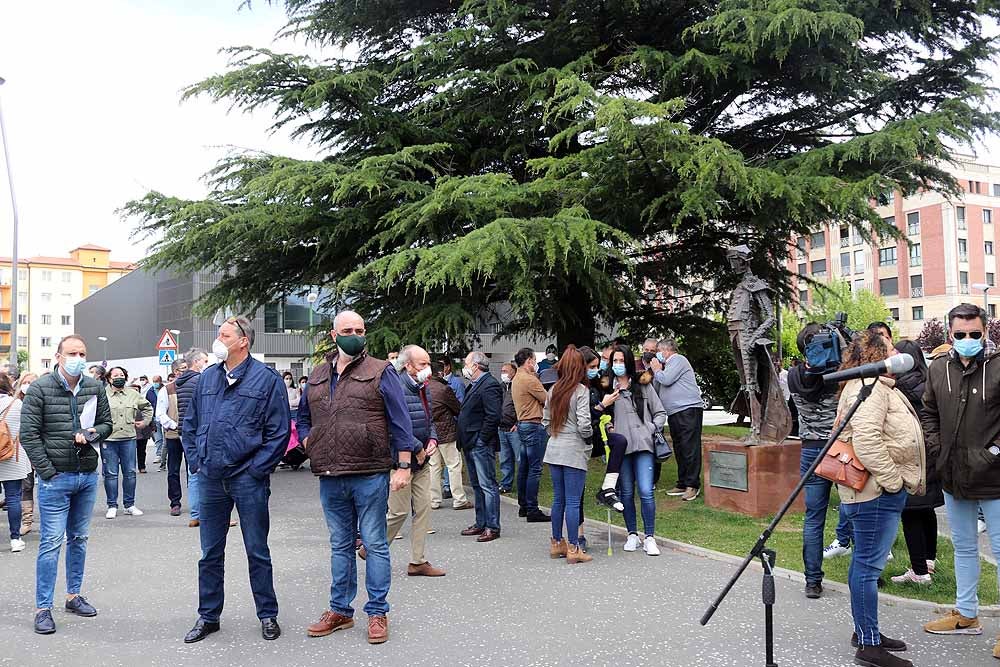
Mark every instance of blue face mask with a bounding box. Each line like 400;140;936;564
612;364;627;377
599;359;608;371
656;352;666;363
152;382;161;390
953;337;984;358
587;368;600;380
62;356;87;377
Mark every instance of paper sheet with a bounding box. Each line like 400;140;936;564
79;396;99;452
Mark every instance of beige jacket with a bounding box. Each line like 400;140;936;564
512;371;547;423
836;377;926;504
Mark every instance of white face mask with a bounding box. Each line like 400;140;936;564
212;338;231;362
415;367;432;383
500;373;511;383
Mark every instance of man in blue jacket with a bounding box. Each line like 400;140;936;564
457;351;504;542
181;316;290;644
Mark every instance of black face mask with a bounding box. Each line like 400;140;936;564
111;377;127;389
642;352;655;363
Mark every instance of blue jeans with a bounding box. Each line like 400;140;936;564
188;468;201;520
550;465;587;545
319;473;390;617
153;424;164;458
2;479;23;539
35;472;98;609
620;451;656;536
800;444;853;584
515;422;547;512
198;471;277;622
464;443;501;531
498;428;520;490
841;489;907;646
944;493;1000;618
101;439;137;508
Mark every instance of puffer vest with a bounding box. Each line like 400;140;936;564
306;354;393;476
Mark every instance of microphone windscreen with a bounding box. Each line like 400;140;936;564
887;353;915;375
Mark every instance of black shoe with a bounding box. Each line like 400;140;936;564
804;582;823;599
184;619;221;643
851;633;906;652
261;618;281;641
499;487;511;494
578;535;588;553
518;507;527;517
596;488;625;512
34;609;55;635
854;644;913;667
65;595;97;617
442;488;453;500
526;511;549;523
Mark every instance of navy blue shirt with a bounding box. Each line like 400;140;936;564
297;362;418;454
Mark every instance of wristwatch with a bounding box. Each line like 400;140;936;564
396;461;412;470
989;445;1000;457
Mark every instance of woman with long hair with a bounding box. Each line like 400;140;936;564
836;330;925;666
0;372;30;552
542;346;594;563
579;346;628;512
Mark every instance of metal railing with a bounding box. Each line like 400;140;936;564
959;253;969;263
910;257;921;266
840;237;850;248
911;287;924;297
961;285;970;294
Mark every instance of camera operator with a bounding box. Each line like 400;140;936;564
788;322;852;599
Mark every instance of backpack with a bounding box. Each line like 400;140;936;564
0;400;18;462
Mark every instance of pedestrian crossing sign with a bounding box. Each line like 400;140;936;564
159;349;176;366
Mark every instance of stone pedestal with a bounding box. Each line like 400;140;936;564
702;439;804;518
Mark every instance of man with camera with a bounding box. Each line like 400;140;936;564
788;322;853;599
922;304;1000;660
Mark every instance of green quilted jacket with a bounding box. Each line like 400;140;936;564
20;371;113;480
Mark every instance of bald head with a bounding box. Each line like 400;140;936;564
398;344;431;381
333;310;365;333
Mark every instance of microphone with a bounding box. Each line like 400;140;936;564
822;353;915;384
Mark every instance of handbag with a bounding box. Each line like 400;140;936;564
815;407;870;491
654;431;673;461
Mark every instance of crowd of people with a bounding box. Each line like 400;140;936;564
1;302;999;666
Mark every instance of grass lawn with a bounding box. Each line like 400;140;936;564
517;426;999;606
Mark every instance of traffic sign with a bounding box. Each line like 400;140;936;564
158;349;176;366
157;329;178;350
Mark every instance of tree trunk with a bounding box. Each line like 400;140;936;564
556;282;596;350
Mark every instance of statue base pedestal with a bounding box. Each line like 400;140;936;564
702;439;804;518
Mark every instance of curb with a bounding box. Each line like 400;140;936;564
498;494;1000;618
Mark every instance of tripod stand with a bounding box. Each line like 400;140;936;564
700;380;876;666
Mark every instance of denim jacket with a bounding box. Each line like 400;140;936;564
181;355;291;480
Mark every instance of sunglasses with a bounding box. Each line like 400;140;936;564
953;331;983;340
226;316;248;339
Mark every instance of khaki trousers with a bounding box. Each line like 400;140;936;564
429;441;468;506
386;463;432;566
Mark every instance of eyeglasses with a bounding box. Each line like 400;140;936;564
226;316;247;339
953;331;984;340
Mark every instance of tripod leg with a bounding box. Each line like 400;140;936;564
762;549;777;667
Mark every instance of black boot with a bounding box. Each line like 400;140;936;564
851;633;906;652
854;645;913;667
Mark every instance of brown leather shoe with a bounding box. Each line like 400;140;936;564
358;545;367;560
550;538;568;559
307;610;354;637
367;615;388;644
461;525;485;536
407;562;446;577
477;528;500;542
452;501;473;510
188;519;200;528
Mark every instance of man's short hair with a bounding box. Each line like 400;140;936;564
545;344;557;355
224;316;255;348
948;302;988;328
643;337;658;348
469;351;490;371
397;344;417;367
657;338;679;353
430;360;444;377
867;321;892;337
514;347;535;367
171;360;186;373
184;348;209;366
57;334;87;355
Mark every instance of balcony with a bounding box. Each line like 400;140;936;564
0;322;9;331
959;253;969;263
910;257;921;266
961;285;970;294
911;287;924;297
840;237;850;248
908;226;920;236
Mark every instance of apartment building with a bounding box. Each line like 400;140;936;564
790;154;1000;338
0;244;134;370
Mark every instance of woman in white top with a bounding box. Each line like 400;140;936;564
0;373;31;552
282;371;300;420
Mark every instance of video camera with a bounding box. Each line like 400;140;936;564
804;312;856;375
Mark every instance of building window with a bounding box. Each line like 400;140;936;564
992;304;998;319
878;247;897;266
40;336;51;348
40;314;51;325
796;237;806;259
854;279;867;292
17;291;27;303
88;285;99;295
989;272;996;287
912;306;924;321
61;315;71;326
799;289;809;304
840;227;851;248
986;209;994;225
882;216;895;230
840;252;851;275
958;238;968;262
61;271;72;282
880;277;899;297
907;212;920;236
797;263;807;276
60;292;72;301
877;190;894;206
41;359;51;370
910;274;923;297
16;336;27;347
810;231;825;249
958;206;967;230
17;269;27;281
17;314;27;325
987;241;994;256
977;181;983;194
853;249;866;273
41;270;52;281
960;271;969;294
810;259;827;277
909;243;921;266
889;307;900;320
41;292;52;302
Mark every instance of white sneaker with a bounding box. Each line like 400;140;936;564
623;533;641;552
823;539;851;559
105;507;117;519
890;569;932;585
643;536;660;556
124;506;143;516
10;538;25;553
887;550;894;562
927;559;936;574
153;456;161;464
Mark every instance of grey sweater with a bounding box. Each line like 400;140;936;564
613;380;667;456
542;384;593;471
653;354;704;416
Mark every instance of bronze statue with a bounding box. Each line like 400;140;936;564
725;245;792;445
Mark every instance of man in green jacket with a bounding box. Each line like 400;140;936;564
20;334;113;636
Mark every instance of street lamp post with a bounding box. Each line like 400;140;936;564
169;329;181;353
0;77;21;368
306;292;318;342
973;283;992;319
97;336;108;364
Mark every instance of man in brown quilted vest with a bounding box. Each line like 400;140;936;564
297;311;417;645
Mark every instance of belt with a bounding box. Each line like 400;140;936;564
518;418;542;425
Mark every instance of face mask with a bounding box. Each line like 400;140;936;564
212;338;231;362
111;377;127;389
62;356;87;377
285;378;293;387
416;367;432;383
612;363;627;377
501;373;511;383
336;334;366;357
462;366;474;380
152;382;161;390
656;352;666;363
587;368;600;380
953;337;984;358
546;353;556;362
20;383;31;393
599;359;608;371
642;351;655;363
299;381;306;389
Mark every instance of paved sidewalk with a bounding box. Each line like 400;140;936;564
1;469;998;666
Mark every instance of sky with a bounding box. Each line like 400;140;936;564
2;3;1000;263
